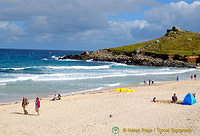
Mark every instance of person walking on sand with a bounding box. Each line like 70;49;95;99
35;97;40;116
22;96;29;114
191;74;193;80
148;79;151;85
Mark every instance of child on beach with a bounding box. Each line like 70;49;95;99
35;97;40;116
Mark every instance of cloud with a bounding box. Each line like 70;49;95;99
0;0;157;33
145;1;200;31
0;21;25;43
0;0;200;50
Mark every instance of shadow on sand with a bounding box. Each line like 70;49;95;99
11;112;36;116
152;100;183;105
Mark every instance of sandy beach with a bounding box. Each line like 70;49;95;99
0;80;200;136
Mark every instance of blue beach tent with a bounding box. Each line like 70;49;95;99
183;93;197;105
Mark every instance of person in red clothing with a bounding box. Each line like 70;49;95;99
191;75;193;80
35;97;40;116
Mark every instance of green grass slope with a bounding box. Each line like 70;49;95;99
109;30;200;56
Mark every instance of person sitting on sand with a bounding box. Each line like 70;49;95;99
22;96;29;114
52;94;57;101
172;93;178;103
153;97;159;102
153;97;156;102
57;94;61;100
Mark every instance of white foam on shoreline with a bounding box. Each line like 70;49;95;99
104;83;120;87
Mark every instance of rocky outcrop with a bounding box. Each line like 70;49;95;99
59;49;196;68
166;26;181;36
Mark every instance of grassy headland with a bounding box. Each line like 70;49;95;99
109;30;200;56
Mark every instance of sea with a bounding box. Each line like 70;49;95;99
0;48;200;103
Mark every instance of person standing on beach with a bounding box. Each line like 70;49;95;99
149;79;151;85
176;76;179;81
35;97;40;116
152;78;154;84
194;74;197;80
22;96;29;114
191;75;193;80
144;80;147;85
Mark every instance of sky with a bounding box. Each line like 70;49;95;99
0;0;199;51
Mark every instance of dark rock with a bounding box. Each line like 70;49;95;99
59;49;197;68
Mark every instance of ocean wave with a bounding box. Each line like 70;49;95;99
31;73;132;81
42;58;48;60
0;67;196;83
58;59;81;62
46;65;110;70
104;83;120;87
1;67;31;70
0;83;6;86
86;59;93;62
0;76;38;83
51;55;59;60
111;62;128;66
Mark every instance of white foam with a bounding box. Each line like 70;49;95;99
1;68;194;83
86;59;93;62
111;62;127;66
51;55;59;60
46;65;110;70
105;83;120;87
42;58;48;60
0;83;6;86
58;59;81;62
1;67;31;70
